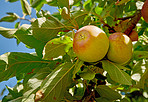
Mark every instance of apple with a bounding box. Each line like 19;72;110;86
107;32;133;64
141;0;148;23
73;25;109;62
129;30;138;41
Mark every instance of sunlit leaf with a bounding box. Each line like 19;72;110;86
0;13;19;22
40;62;74;102
32;17;64;42
0;27;16;38
14;24;45;58
0;52;49;82
43;36;72;60
20;0;31;15
31;0;46;11
102;60;132;85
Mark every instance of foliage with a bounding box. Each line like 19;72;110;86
0;0;148;101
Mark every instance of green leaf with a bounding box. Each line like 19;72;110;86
117;0;130;5
22;67;52;102
95;6;103;15
40;62;74;102
6;0;19;2
95;97;110;102
14;24;45;58
20;0;31;15
136;66;148;89
133;51;148;60
73;59;83;78
0;27;16;38
31;0;46;11
61;7;71;20
57;0;69;8
32;17;64;42
43;36;72;60
132;60;143;75
79;68;96;80
96;85;121;101
102;60;132;85
0;52;49;82
0;13;19;22
0;60;7;72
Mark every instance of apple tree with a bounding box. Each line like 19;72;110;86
0;0;148;102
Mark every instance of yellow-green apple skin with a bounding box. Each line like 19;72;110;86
107;32;133;64
142;0;148;23
73;25;109;62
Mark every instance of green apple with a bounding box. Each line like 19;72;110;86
73;25;109;62
107;32;133;64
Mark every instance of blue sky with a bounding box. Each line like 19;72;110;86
0;0;58;100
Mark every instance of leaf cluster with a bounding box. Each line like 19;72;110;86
0;0;148;102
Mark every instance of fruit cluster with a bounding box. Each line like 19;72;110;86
73;25;133;65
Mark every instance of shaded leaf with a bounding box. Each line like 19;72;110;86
136;66;148;89
40;62;74;102
132;60;143;75
79;68;96;80
20;0;31;15
96;85;121;101
43;36;72;60
102;60;132;85
72;59;83;78
117;0;130;5
6;0;19;2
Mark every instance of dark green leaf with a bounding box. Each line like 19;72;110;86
40;62;74;102
96;85;121;101
0;60;7;72
102;60;132;85
20;0;31;15
95;97;110;102
6;0;19;2
43;36;72;60
117;0;130;5
73;59;83;78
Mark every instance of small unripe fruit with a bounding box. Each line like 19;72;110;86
107;32;133;64
141;0;148;23
129;30;138;41
73;25;109;62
